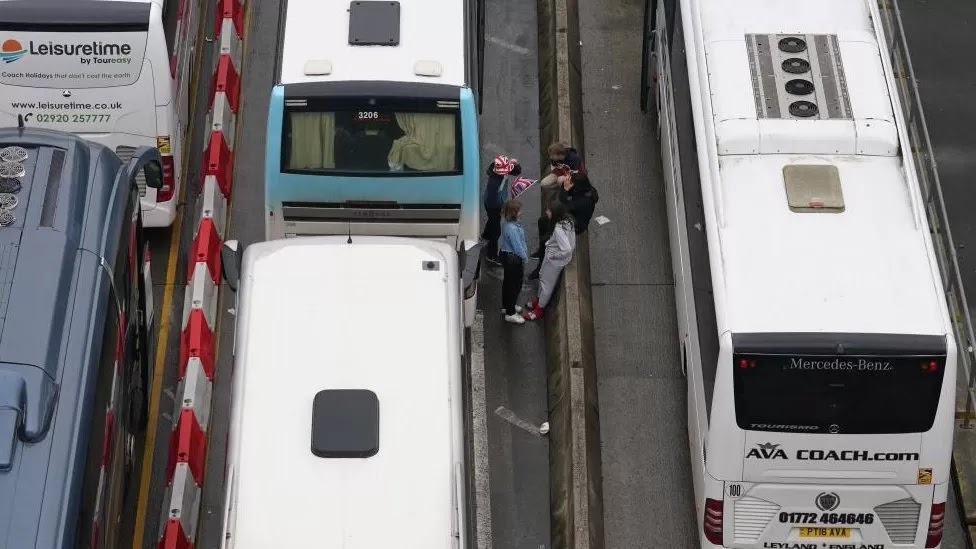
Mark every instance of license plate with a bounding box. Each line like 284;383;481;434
799;527;851;538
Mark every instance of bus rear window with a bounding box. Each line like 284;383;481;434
282;109;460;175
733;353;946;434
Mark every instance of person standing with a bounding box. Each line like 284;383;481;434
560;171;599;230
481;155;519;264
523;202;576;321
529;172;598;278
499;199;529;325
539;142;586;190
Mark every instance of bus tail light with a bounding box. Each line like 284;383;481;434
703;498;724;545
925;502;945;548
158;154;176;202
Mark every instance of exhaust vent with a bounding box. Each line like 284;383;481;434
0;146;28;163
874;498;921;544
746;33;852;120
0;161;25;179
789;101;819;118
0;194;17;211
782;58;810;74
778;36;807;54
0;147;27;200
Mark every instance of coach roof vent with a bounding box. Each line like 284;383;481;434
747;33;852;121
311;389;379;459
783;164;845;213
348;1;401;46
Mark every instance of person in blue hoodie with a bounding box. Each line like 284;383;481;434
482;155;521;264
499;199;529;324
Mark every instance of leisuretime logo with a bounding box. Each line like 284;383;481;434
0;38;133;65
0;40;27;64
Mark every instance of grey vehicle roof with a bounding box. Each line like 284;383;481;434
0;127;132;549
0;0;151;32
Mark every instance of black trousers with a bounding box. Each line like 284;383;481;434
536;215;553;255
482;207;502;258
500;252;524;315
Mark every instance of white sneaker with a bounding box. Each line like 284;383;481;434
500;305;523;314
504;313;526;325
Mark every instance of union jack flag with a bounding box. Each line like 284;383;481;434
510;176;537;199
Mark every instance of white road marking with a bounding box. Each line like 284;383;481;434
494;405;544;437
471;311;493;549
487;35;530;55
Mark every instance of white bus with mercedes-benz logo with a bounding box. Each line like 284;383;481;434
646;0;957;547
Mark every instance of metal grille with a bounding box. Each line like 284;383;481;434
874;497;920;544
734;496;780;542
746;33;852;120
115;146;147;197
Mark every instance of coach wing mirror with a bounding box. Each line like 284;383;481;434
142;161;163;190
459;240;482;293
221;240;243;291
123;146;163;190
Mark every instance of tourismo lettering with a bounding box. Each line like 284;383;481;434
787;357;892;372
797;450;919;462
29;41;132;57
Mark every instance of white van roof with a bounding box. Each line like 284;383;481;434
278;0;466;86
228;236;465;549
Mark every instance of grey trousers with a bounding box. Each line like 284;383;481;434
537;259;565;309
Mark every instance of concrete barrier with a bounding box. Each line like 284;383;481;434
156;0;244;545
537;0;604;545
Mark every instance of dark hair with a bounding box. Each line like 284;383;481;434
510;162;522;176
547;200;573;225
502;199;522;221
570;172;591;190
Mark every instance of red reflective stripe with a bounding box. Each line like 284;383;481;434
166;409;206;483
100;410;115;468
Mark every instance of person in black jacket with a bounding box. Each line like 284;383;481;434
560;172;599;230
539;142;586;190
529;172;599;278
482;155;520;264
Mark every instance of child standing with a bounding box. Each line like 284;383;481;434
523;201;576;321
499;199;529;325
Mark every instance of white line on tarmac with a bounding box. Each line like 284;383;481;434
471;311;493;549
494;405;544;437
487;35;530;55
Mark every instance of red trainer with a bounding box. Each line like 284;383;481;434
523;304;543;321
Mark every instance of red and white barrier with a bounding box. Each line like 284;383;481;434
157;0;244;546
